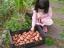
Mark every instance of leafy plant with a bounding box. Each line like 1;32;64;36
0;0;16;16
5;32;10;48
4;14;31;31
18;0;35;13
45;37;55;46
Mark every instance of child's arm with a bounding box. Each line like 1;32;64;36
36;23;45;27
31;10;37;31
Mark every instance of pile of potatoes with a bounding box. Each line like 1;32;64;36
12;31;43;46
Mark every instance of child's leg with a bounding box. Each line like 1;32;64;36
43;25;48;33
35;25;46;44
35;25;46;37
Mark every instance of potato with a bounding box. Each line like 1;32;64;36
17;39;21;43
20;36;24;41
32;31;35;33
33;33;37;37
22;41;25;44
14;38;18;41
13;30;43;46
39;37;42;40
27;31;31;34
18;34;21;37
30;35;33;38
22;35;25;39
23;32;26;35
24;39;28;42
15;43;19;46
29;32;33;35
31;37;35;40
30;32;34;35
35;36;39;41
15;34;18;38
12;36;16;41
26;37;29;40
24;35;27;38
26;40;30;44
28;31;31;32
15;41;19;44
19;41;25;45
30;39;34;43
36;33;39;38
19;42;23;45
27;35;31;38
26;32;30;35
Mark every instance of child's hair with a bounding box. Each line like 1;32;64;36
35;0;49;13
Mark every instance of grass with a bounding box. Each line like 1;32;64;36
53;7;64;14
53;16;64;41
50;0;59;3
60;32;64;40
53;18;64;27
45;37;55;46
50;0;64;14
5;32;10;48
50;0;64;3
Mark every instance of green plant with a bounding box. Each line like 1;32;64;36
4;15;22;31
0;0;35;16
5;32;10;48
25;15;32;26
53;18;64;27
0;0;18;26
0;0;34;26
0;0;16;16
18;0;35;13
60;32;64;40
45;37;55;46
4;14;31;31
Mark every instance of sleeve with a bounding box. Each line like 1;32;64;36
32;10;37;28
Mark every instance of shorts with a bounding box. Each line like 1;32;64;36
43;18;53;26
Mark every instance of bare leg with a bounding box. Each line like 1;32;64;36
43;25;48;33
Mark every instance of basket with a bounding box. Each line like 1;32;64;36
9;29;44;48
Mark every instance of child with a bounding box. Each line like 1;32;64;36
31;0;53;37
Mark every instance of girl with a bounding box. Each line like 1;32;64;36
31;0;53;37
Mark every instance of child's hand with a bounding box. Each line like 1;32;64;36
36;23;41;25
36;23;45;26
40;23;45;26
31;27;34;32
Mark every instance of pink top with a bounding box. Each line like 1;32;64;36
32;7;52;28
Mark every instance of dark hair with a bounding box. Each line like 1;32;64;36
35;0;49;13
